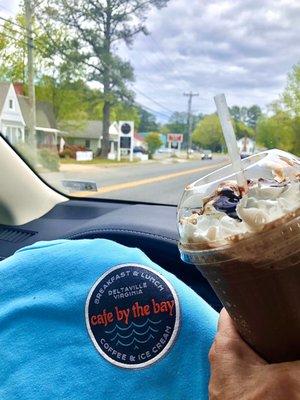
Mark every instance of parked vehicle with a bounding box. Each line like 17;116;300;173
133;146;148;154
240;151;252;159
157;147;172;153
201;150;213;160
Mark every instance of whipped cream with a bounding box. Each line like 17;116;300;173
179;179;300;247
179;150;300;247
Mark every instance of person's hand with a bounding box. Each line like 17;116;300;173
209;308;300;400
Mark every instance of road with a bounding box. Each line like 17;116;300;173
42;156;229;205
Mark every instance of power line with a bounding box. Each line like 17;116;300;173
0;5;174;120
135;101;172;119
132;73;185;113
130;49;187;101
139;35;209;106
36;16;176;117
132;85;176;114
0;15;28;32
0;4;15;16
33;9;180;115
0;30;31;48
0;16;33;41
147;35;178;72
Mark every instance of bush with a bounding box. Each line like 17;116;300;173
38;148;60;171
144;132;163;159
59;144;88;159
14;143;38;168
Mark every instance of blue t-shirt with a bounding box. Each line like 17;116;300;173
0;239;217;400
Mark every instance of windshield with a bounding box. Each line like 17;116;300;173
0;0;299;205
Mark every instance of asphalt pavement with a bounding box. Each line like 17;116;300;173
42;156;229;205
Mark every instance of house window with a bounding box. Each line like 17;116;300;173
85;139;91;148
9;99;14;110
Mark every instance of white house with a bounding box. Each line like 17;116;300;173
237;137;255;154
62;121;139;154
0;83;26;144
0;82;59;147
0;84;141;155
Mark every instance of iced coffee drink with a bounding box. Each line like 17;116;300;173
178;149;300;363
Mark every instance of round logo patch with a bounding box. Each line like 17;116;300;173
85;264;180;369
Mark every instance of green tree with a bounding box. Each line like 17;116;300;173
229;106;248;123
291;117;300;155
111;102;141;129
35;77;90;128
165;112;203;146
230;105;262;129
166;112;188;134
138;108;159;132
0;11;94;135
282;63;300;117
234;120;255;139
39;0;169;158
0;11;74;84
0;20;26;82
192;113;253;152
258;63;300;156
144;132;163;158
246;105;262;129
192;114;224;152
229;106;242;122
256;111;295;153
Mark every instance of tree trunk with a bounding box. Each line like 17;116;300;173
101;99;111;158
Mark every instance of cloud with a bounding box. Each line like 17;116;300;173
0;0;19;16
118;0;300;119
2;0;300;121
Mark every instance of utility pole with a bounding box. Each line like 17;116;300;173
24;0;36;146
184;92;199;159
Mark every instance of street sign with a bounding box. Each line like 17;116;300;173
120;122;132;135
117;121;134;162
167;133;183;143
120;136;131;149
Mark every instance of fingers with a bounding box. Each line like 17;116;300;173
217;308;241;340
214;308;266;365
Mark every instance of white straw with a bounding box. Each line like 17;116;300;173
214;93;247;188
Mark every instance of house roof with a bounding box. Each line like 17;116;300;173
17;95;57;130
63;120;103;140
134;132;145;142
0;83;11;114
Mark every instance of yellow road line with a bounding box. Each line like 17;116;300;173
73;162;227;197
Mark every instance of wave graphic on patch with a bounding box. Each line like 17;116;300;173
116;334;155;347
111;325;159;341
105;319;162;349
105;319;161;334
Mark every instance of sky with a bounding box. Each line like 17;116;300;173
1;0;300;122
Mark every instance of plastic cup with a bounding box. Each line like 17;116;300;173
178;150;300;363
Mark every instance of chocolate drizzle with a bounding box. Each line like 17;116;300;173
211;178;291;220
213;188;241;220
